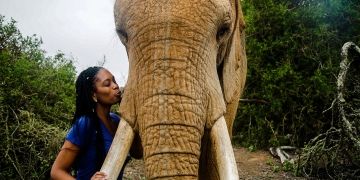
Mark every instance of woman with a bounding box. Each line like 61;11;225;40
51;66;127;180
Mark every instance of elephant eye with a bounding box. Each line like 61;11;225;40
116;28;128;45
216;22;231;43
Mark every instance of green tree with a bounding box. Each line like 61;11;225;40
0;15;76;179
235;0;360;148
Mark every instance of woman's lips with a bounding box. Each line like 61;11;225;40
115;90;121;97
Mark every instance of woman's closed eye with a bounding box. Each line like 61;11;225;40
103;79;111;87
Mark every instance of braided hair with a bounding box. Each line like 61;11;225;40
73;66;103;123
72;66;106;170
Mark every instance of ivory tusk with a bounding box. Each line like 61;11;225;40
100;118;134;180
210;116;239;180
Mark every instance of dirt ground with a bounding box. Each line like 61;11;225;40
123;147;305;180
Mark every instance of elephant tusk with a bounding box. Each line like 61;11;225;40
210;116;239;180
100;118;134;179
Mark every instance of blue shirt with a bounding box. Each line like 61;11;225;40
66;113;127;180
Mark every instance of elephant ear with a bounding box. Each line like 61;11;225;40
218;0;247;105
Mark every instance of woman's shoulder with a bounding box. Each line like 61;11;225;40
73;115;92;127
69;115;96;135
66;115;94;147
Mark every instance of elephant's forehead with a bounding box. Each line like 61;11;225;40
115;0;232;29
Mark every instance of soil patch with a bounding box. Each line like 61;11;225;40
123;147;304;179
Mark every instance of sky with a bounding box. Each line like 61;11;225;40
0;0;129;86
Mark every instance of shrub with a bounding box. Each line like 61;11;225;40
235;0;360;148
0;15;76;179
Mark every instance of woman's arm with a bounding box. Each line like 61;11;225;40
50;140;80;180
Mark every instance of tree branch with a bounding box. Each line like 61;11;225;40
337;42;360;152
239;98;269;104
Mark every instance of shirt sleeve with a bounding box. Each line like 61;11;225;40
65;116;91;148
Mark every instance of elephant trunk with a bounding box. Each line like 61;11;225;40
127;45;209;178
142;120;202;178
137;88;206;179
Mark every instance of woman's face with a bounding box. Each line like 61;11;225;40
92;68;121;106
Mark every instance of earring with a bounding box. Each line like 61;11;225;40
93;95;98;103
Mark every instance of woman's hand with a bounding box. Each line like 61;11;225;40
91;171;108;180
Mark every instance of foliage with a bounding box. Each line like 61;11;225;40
0;15;76;179
234;0;360;178
235;0;360;149
297;43;360;179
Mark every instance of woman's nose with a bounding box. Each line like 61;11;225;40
112;83;119;89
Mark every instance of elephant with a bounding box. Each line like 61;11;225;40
101;0;247;179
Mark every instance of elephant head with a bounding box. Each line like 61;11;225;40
101;0;247;179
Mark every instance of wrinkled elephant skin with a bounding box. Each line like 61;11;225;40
101;0;247;179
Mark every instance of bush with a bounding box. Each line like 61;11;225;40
235;0;360;148
0;110;66;179
0;15;76;179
